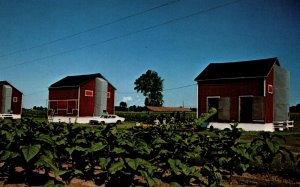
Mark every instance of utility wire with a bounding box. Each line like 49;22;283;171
0;0;180;59
117;83;196;94
164;83;196;91
23;83;196;96
0;0;240;71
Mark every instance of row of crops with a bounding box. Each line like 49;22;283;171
0;114;299;186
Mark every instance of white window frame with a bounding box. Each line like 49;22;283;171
206;96;220;112
85;90;94;97
13;97;18;103
267;84;273;94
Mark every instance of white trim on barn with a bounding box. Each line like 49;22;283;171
0;114;21;119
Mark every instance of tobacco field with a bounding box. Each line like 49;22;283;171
1;113;300;186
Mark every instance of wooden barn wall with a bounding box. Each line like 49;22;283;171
11;88;22;114
48;87;79;116
79;79;96;116
265;69;274;123
49;88;78;100
106;84;115;114
197;78;264;121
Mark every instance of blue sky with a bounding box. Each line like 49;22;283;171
0;0;299;108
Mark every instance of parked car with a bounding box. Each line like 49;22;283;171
89;114;125;125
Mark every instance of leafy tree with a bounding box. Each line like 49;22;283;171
290;103;300;112
119;101;127;108
134;70;164;106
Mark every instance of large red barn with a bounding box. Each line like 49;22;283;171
195;57;291;131
0;81;22;119
48;73;116;123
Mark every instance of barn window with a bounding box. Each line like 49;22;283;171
13;97;18;103
107;92;111;98
268;84;273;94
85;90;94;97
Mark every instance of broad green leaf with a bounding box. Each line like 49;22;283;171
238;163;249;172
171;134;182;142
168;159;179;174
36;155;58;172
21;144;41;162
152;137;167;145
110;127;118;136
56;138;66;145
112;147;126;154
88;142;106;153
266;140;279;154
139;170;159;187
158;149;170;156
54;169;69;177
108;160;124;174
43;180;56;187
74;169;84;175
74;145;86;152
0;151;12;161
75;138;86;144
99;157;111;169
218;157;229;166
36;134;54;145
125;158;138;170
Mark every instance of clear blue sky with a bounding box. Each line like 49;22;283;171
0;0;299;108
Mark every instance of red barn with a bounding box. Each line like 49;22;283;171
0;81;22;119
48;73;116;123
195;57;291;131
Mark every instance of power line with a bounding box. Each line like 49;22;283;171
23;83;196;96
164;83;196;91
0;0;180;59
0;0;240;71
117;83;196;94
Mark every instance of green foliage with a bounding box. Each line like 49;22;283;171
250;132;295;172
134;70;164;106
0;117;297;186
194;107;217;127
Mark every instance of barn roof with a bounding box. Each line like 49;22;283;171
195;57;280;81
49;73;116;89
0;81;10;86
146;106;192;112
0;81;23;94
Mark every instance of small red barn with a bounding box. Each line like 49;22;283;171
195;57;290;131
0;81;22;119
48;73;116;123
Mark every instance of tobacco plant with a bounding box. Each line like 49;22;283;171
1;115;297;187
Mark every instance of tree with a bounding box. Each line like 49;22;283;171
119;101;127;108
134;70;164;106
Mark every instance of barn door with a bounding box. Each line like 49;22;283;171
207;97;219;121
252;96;265;122
240;97;253;122
218;97;230;121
